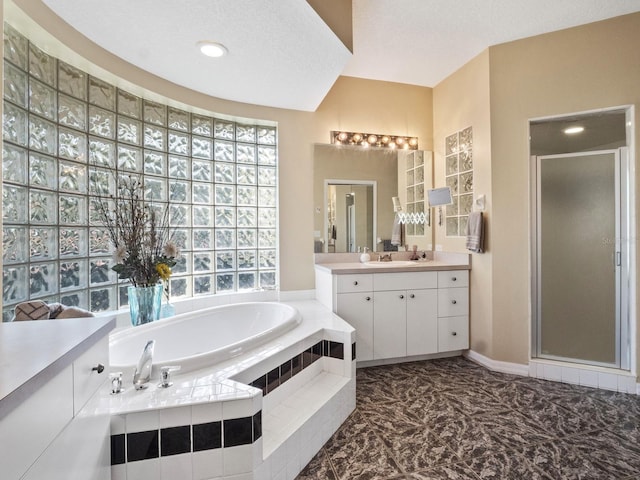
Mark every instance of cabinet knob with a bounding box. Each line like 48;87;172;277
399;294;404;299
92;363;105;374
452;332;457;336
353;281;358;286
452;277;457;282
409;294;415;299
451;300;457;305
365;296;371;301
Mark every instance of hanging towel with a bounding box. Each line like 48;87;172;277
466;211;484;253
391;214;403;246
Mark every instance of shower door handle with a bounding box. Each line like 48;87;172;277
616;251;621;267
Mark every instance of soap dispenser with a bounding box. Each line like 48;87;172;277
360;247;371;263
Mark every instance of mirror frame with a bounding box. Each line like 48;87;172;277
323;179;377;253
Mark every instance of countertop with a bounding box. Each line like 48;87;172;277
314;251;470;275
0;315;115;420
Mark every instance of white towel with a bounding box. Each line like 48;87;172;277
466;211;484;253
391;214;403;246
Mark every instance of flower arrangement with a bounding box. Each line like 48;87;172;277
94;174;179;289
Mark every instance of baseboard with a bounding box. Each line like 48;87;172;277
463;350;529;376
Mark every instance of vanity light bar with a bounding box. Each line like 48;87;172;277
331;131;418;150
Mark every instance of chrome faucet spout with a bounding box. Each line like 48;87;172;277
133;340;155;390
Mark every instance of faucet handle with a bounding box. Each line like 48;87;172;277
110;372;124;394
159;365;181;388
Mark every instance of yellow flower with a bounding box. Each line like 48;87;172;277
156;263;172;281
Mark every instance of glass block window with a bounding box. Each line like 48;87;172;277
444;126;473;237
2;23;278;320
404;150;426;236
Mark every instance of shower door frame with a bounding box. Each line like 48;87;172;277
531;149;629;369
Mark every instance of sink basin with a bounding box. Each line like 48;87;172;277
362;261;419;267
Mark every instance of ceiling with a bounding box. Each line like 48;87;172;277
40;0;640;112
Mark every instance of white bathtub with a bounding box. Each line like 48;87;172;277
110;302;301;374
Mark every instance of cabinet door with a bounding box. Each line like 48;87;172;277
336;292;374;361
373;290;407;360
438;316;469;351
406;289;438;356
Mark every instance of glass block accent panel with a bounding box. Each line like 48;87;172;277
445;126;473;237
29;43;56;87
4;23;28;70
192;115;212;136
117;90;141;119
168;107;189;131
5;61;28;107
257;126;276;145
143;100;166;126
29;115;56;154
2;24;278;315
29;79;56;120
58;61;87;100
59;94;87;131
4;100;28;146
89;106;115;139
89;76;115;110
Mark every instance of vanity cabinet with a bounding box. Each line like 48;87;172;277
0;317;114;480
317;267;469;363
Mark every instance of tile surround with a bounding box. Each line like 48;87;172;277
111;337;352;479
297;356;640;480
249;340;346;397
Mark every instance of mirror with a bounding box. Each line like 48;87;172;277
325;181;376;252
314;144;398;253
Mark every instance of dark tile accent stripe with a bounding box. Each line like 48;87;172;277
250;374;267;396
112;411;262;465
249;340;347;398
127;430;159;462
161;425;191;456
267;366;280;394
193;421;222;452
253;410;262;442
328;341;344;359
224;417;253;447
111;433;125;465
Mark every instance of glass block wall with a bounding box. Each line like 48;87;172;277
1;24;278;320
445;127;473;236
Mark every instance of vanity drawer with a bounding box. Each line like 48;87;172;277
73;336;109;415
437;270;469;288
437;287;469;317
438;316;469;351
373;271;437;291
336;274;373;293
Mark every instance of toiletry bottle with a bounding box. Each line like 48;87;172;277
360;247;371;263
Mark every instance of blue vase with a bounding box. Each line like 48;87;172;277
128;284;163;326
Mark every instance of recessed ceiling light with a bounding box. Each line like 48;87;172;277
197;41;228;58
564;126;584;135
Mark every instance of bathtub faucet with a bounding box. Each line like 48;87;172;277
133;340;155;390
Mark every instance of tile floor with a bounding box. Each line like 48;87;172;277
296;356;640;479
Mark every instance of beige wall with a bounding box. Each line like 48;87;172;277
433;50;493;358
7;0;433;295
488;13;640;366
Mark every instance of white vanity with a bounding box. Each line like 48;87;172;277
0;316;115;480
315;252;470;365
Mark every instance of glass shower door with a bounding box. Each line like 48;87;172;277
536;150;621;367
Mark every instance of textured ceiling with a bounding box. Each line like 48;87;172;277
41;0;640;111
